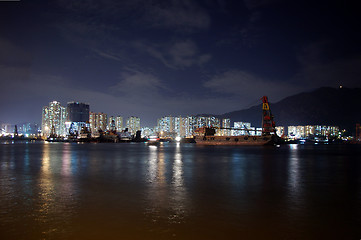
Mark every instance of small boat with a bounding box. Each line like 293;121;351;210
194;96;279;146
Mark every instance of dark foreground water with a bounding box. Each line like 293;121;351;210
0;142;360;240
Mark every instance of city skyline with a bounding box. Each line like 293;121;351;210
1;0;361;126
1;98;342;141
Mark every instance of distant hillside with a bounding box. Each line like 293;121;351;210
220;87;361;133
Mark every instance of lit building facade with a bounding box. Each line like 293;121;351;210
141;127;154;138
17;123;40;136
158;116;174;136
275;126;285;137
221;118;231;136
185;116;197;137
126;116;140;135
207;116;220;128
108;116;116;131
233;122;251;136
42;101;67;137
89;112;108;134
197;117;207;128
157;115;225;137
115;116;123;132
288;125;340;139
1;123;13;136
288;126;305;138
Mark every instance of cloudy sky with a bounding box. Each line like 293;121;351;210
1;0;360;126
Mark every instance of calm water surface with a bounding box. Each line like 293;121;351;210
0;142;360;239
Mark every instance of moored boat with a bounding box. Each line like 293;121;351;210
194;96;279;146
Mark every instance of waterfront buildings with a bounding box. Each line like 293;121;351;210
89;112;107;134
157;116;174;137
106;116;123;132
156;116;256;138
275;126;285;137
115;116;123;132
65;102;90;135
157;116;198;138
1;123;13;136
141;127;154;138
185;116;197;137
36;100;344;140
126;116;140;135
1;123;40;137
67;102;89;122
288;126;305;139
221;119;231;136
232;122;251;136
108;116;116;132
287;125;340;139
41;101;67;137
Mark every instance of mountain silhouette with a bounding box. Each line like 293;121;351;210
220;87;361;133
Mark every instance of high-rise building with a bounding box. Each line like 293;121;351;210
18;123;40;136
126;116;140;135
66;102;89;122
157;115;222;138
157;116;174;137
42;101;67;137
1;123;13;136
89;112;108;134
108;116;116;131
185;116;197;137
65;102;90;135
275;126;285;137
115;116;123;132
106;116;124;132
233;122;251;136
178;117;187;137
222;118;231;136
173;116;188;137
157;116;189;137
206;116;220;128
141;127;154;138
197;117;207;129
288;125;339;139
288;126;297;138
305;125;315;136
288;126;305;138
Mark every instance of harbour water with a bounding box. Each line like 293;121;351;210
0;142;360;239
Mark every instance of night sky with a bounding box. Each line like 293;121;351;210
1;0;361;127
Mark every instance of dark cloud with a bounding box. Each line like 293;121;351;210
243;0;281;10
204;69;299;104
134;39;211;69
145;0;211;30
294;41;361;89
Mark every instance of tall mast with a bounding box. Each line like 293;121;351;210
261;96;276;136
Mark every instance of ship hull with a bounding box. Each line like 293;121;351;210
194;135;274;146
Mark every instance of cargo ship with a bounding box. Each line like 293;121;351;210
194;96;279;146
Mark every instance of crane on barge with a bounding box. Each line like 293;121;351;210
194;96;279;145
261;96;277;136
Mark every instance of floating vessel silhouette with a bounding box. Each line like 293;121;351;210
194;96;279;145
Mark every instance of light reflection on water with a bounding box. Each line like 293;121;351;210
170;143;188;223
288;144;301;200
0;142;360;239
